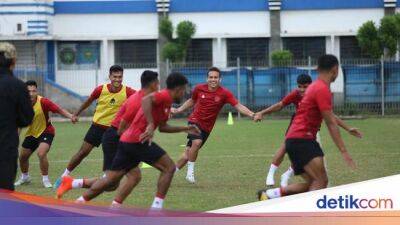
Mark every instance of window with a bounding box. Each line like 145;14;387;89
340;36;371;60
186;39;212;66
227;38;269;67
114;40;157;68
57;41;100;70
283;37;325;61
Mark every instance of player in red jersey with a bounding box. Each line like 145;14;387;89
255;74;362;188
258;55;361;200
15;80;77;188
56;71;159;208
75;73;200;209
172;67;255;184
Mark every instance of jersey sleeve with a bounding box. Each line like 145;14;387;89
191;85;200;102
281;90;298;106
224;89;239;106
88;85;103;101
126;87;136;97
153;91;169;106
41;98;62;113
316;87;332;112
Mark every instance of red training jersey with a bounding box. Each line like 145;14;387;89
286;79;332;140
188;84;238;133
281;89;303;110
120;89;173;143
110;90;144;128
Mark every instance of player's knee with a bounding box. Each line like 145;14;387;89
315;176;329;188
191;140;202;149
37;152;47;160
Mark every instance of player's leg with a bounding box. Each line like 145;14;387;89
175;146;190;171
36;142;52;188
111;167;142;207
15;136;37;186
259;173;311;200
185;139;203;184
266;143;286;186
303;156;328;191
15;147;34;186
56;176;98;199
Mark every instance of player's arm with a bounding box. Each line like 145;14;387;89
234;103;255;119
58;108;78;124
254;101;285;121
117;119;129;135
171;98;194;115
74;97;95;117
140;93;156;143
158;121;200;135
322;110;356;169
335;115;362;138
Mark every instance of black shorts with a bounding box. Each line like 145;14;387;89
186;122;210;148
22;133;54;152
285;138;324;175
111;142;166;172
84;124;107;147
102;126;120;171
285;113;296;135
0;158;18;191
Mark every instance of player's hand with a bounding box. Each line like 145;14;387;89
348;128;362;139
253;112;263;122
71;115;78;124
187;124;201;136
170;107;180;115
341;151;356;169
140;124;155;146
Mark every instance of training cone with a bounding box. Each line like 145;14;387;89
141;163;152;169
227;112;234;125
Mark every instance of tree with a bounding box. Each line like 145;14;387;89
159;17;196;63
357;21;382;59
271;50;293;67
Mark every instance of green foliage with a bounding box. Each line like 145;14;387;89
271;50;293;67
379;15;399;57
357;21;383;59
159;17;196;62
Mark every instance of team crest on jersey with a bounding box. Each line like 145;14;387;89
214;96;221;102
201;94;205;99
109;98;116;105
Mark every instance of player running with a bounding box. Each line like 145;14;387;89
74;72;200;209
255;74;362;187
15;80;77;188
55;65;135;186
172;67;255;184
56;71;159;208
258;54;361;200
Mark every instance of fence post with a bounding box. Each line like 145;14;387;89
95;60;99;88
307;56;312;75
236;57;241;119
166;58;170;77
381;56;385;116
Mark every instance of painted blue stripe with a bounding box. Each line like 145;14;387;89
28;20;48;24
281;0;383;10
170;0;267;12
0;11;53;15
27;31;49;35
54;1;156;14
47;41;55;81
45;78;85;100
28;25;48;29
0;3;53;8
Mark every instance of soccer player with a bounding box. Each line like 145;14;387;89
258;54;361;200
14;80;77;188
55;65;135;185
74;72;200;209
56;71;159;207
172;67;255;184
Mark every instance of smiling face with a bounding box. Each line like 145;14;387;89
109;71;123;89
207;70;221;90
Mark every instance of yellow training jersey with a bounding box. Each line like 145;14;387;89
25;96;47;138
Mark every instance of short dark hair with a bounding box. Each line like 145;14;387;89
141;70;158;88
207;67;221;77
109;65;123;74
0;52;13;69
297;74;312;85
166;72;188;89
26;80;37;88
317;54;339;72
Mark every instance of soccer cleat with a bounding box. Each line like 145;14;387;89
185;173;195;184
43;179;53;188
265;174;275;186
257;189;269;201
53;177;62;189
14;176;32;186
56;176;73;199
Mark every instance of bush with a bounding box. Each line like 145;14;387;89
271;50;293;67
357;21;382;59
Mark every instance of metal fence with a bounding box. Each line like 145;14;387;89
11;58;400;116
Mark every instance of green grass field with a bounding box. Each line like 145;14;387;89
15;118;400;211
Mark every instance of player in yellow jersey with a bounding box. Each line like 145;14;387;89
55;65;135;187
14;80;77;188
